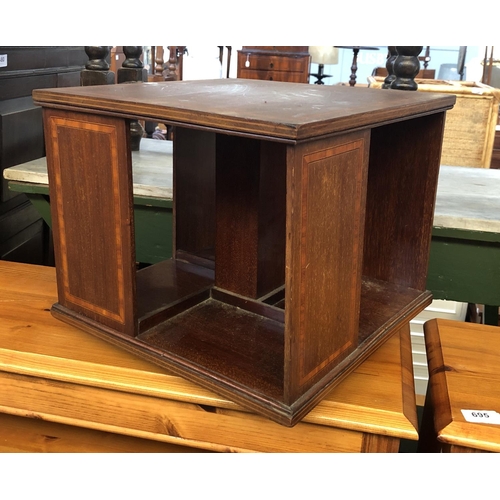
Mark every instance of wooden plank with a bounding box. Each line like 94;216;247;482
0;261;418;446
422;319;500;453
4;138;174;201
32;79;456;141
433;165;500;234
0;412;203;453
0;371;366;453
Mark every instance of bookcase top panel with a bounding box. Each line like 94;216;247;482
33;79;456;141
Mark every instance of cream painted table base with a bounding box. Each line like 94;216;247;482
0;261;418;453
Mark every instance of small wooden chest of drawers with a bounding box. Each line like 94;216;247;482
237;46;310;83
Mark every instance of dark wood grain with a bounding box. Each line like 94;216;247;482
284;130;369;402
211;287;285;324
358;278;432;344
139;298;285;401
363;113;446;290
43;108;137;336
237;47;311;83
174;127;216;262
215;135;286;298
36;79;454;426
136;259;214;333
33;79;456;141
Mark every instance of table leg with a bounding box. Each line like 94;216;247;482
444;443;485;453
484;305;499;326
416;385;441;452
361;433;400;452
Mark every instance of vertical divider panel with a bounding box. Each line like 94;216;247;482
215;134;260;297
214;135;287;299
43;108;137;336
174;128;216;264
257;141;287;298
363;113;446;290
285;130;370;403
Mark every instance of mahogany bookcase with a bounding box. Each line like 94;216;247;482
32;79;455;426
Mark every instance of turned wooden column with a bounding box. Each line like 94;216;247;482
336;46;379;87
349;47;360;87
155;47;165;77
117;46;147;83
81;47;115;86
390;46;422;91
382;47;398;89
164;46;178;81
163;46;187;81
117;46;147;150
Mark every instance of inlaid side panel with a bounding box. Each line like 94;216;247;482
285;131;370;401
43;109;136;336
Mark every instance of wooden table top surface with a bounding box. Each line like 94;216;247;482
3;138;173;201
425;318;500;452
6;146;499;235
433;165;500;233
0;261;418;441
32;79;455;141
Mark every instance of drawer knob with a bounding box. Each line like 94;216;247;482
269;63;274;69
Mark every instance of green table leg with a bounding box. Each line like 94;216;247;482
484;305;499;326
26;193;52;226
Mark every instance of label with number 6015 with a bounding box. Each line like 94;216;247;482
461;409;500;424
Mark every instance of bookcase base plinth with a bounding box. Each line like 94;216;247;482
51;281;432;427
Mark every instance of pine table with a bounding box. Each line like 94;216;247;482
418;319;500;452
0;261;418;452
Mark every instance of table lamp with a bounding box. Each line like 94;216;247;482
309;46;339;84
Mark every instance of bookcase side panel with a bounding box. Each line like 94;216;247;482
43;108;137;336
284;130;370;402
363;112;446;290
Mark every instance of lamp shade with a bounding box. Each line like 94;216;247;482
309;46;339;65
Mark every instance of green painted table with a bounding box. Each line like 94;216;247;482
4;151;500;325
4;138;173;265
429;165;500;325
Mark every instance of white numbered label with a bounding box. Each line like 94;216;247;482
0;54;7;68
461;409;500;424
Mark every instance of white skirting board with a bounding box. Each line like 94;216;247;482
409;300;468;397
